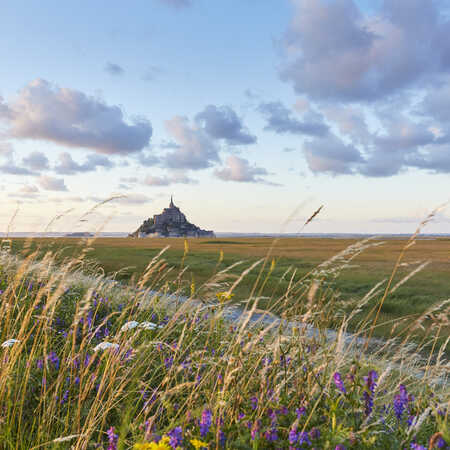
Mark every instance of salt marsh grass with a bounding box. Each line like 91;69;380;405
0;232;448;449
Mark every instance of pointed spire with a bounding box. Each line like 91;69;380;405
169;195;174;208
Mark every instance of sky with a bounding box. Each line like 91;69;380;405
0;0;449;234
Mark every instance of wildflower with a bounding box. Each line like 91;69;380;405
134;437;171;450
140;321;158;330
333;372;346;394
289;428;299;445
190;438;208;449
216;291;233;303
296;406;306;418
264;428;278;442
250;396;258;410
199;409;212;437
218;429;226;447
410;443;426;450
121;321;139;331
363;370;378;416
250;420;261;440
298;431;312;446
107;427;118;450
48;351;60;369
167;426;183;449
93;342;119;352
309;427;320;440
1;339;20;348
393;384;409;420
335;445;346;450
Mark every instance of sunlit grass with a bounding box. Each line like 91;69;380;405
0;229;448;449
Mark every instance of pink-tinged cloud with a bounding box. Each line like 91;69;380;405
281;0;450;101
0;79;152;155
214;155;273;184
38;175;68;191
164;116;219;170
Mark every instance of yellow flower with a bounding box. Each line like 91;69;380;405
134;436;171;450
190;277;196;296
216;291;234;303
190;438;209;449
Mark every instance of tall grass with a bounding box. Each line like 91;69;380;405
0;232;448;449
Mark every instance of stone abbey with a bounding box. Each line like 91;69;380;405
131;197;215;238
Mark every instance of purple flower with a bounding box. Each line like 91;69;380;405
47;352;60;369
106;426;118;450
296;406;306;418
164;356;174;369
250;420;260;440
393;384;409;420
436;437;447;448
264;428;278;442
335;445;346;450
167;426;182;449
60;390;69;404
309;427;320;440
363;370;378;416
199;408;212;437
250;396;258;410
333;372;346;394
289;428;299;445
299;431;311;446
218;429;226;447
410;443;426;450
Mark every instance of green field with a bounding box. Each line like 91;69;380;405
6;236;450;346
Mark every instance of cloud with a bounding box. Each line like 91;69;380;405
163;116;219;170
143;172;196;186
214;155;272;183
19;185;39;193
137;152;159;167
104;62;124;76
38;175;68;191
112;193;152;205
157;0;192;8
143;175;171;186
0;149;35;175
280;0;450;101
54;152;115;174
8;184;40;198
0;162;34;175
0;79;152;155
302;133;363;175
160;140;180;149
258;101;329;136
323;105;370;144
195;105;257;145
120;176;138;183
22;151;50;171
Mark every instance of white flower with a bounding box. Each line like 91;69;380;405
121;321;139;331
93;342;119;352
139;321;158;330
140;321;164;330
1;339;20;348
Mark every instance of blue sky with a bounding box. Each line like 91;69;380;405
0;0;449;233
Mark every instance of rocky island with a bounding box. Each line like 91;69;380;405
130;197;215;238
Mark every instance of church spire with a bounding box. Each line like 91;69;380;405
169;195;174;208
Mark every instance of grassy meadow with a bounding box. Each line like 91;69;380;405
8;236;450;345
0;234;448;449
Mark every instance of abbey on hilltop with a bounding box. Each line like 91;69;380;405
130;197;215;238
